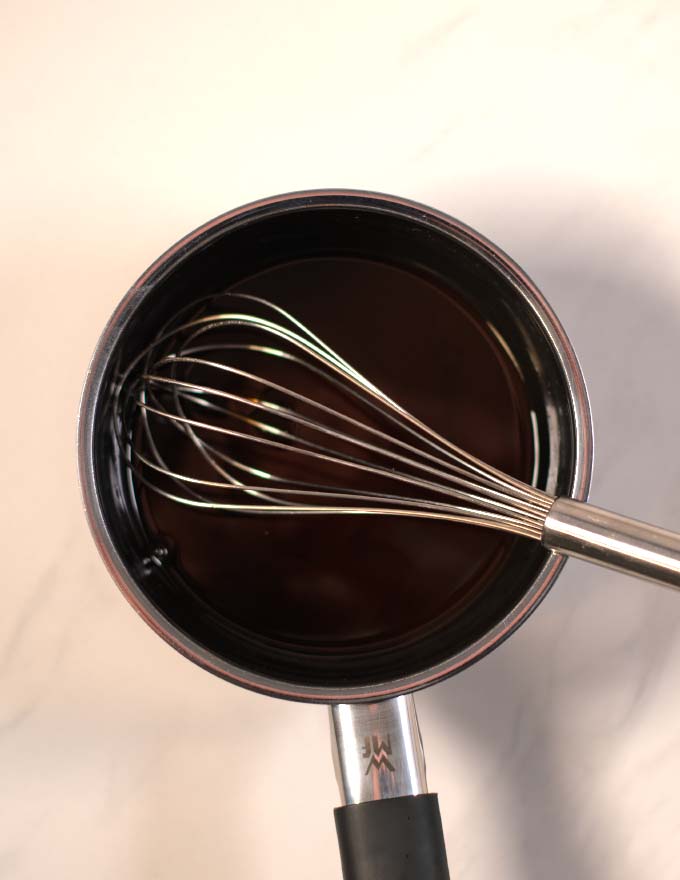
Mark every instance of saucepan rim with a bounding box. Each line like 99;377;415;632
77;188;593;702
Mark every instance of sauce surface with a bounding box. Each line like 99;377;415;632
141;257;533;649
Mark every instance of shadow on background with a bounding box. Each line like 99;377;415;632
420;180;680;879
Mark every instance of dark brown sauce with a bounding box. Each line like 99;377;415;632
141;258;533;650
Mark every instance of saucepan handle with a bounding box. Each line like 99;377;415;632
330;696;450;880
543;498;680;589
335;793;449;880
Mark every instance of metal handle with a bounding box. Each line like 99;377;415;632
330;695;428;805
543;497;680;589
330;697;450;880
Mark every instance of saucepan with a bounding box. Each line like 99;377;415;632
78;190;593;878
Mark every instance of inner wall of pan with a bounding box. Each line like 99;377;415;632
93;205;577;689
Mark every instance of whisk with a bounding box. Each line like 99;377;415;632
114;292;680;589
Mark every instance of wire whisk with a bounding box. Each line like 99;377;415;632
114;292;554;541
112;291;680;588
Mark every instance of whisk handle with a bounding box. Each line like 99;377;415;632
543;498;680;589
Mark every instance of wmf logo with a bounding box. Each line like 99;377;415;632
362;734;395;774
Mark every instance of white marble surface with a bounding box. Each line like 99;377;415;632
3;2;680;877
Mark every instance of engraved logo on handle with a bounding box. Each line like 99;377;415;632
362;734;395;774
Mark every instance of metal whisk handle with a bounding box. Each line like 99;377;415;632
543;498;680;589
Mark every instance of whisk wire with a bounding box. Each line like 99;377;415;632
114;291;553;542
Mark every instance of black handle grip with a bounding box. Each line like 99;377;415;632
334;794;450;880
